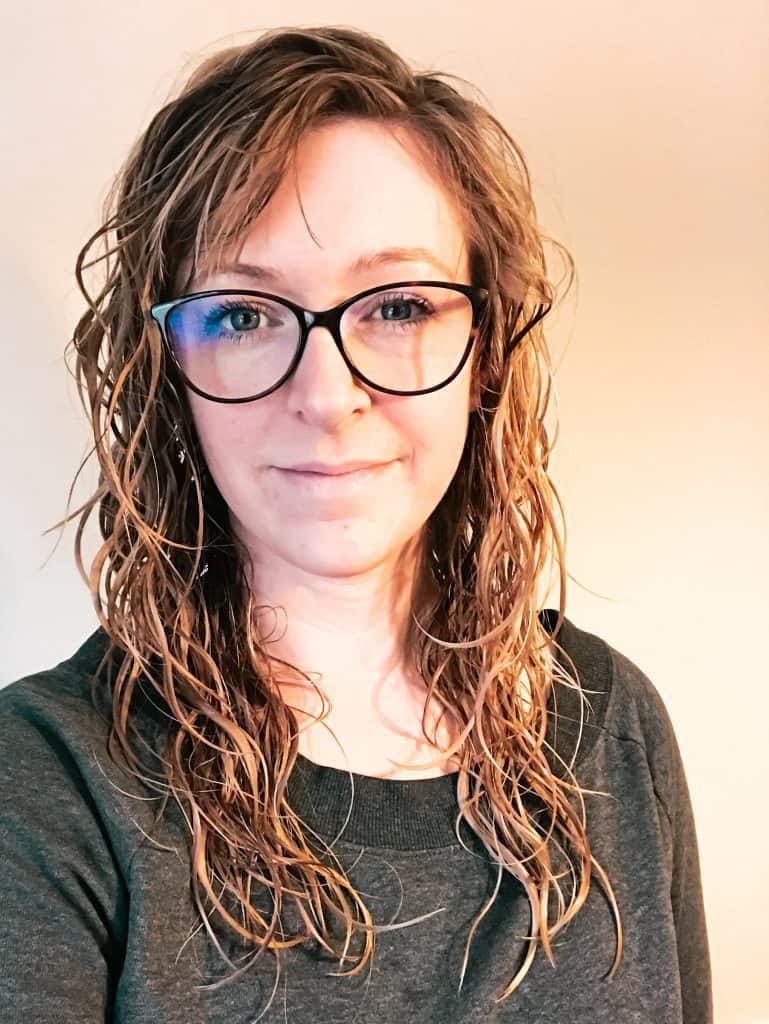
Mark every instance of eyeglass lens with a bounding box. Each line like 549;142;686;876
165;285;474;399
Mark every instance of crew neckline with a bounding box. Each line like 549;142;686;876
285;607;574;851
287;751;464;849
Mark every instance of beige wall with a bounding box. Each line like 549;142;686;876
2;3;767;1019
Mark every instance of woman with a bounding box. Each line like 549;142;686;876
0;25;712;1022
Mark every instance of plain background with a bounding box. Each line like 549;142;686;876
1;3;767;1021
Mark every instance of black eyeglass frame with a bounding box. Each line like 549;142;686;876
147;280;493;404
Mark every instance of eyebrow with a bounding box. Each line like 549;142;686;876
212;246;457;284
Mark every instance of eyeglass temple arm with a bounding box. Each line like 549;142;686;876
511;302;551;346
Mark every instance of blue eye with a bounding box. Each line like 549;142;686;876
367;292;434;329
202;299;265;337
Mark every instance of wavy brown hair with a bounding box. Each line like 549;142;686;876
50;23;622;1009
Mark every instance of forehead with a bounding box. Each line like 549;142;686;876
191;120;469;298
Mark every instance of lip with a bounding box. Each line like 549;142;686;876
273;460;397;495
279;460;393;476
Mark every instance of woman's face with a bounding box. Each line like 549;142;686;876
185;118;479;590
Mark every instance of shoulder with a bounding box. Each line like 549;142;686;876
0;626;122;777
545;609;688;824
0;624;170;749
0;627;168;868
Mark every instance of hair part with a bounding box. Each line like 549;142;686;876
52;23;622;1010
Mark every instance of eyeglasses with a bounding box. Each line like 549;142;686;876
147;280;490;403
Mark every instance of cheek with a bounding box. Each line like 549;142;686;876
403;398;471;487
187;400;262;485
417;384;472;447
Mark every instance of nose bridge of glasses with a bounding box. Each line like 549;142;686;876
300;306;346;351
287;307;364;392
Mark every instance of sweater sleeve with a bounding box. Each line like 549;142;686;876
0;678;129;1022
627;659;714;1024
663;718;713;1024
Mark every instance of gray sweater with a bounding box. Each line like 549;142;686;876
0;610;712;1023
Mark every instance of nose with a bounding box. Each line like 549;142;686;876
283;321;371;415
298;320;351;376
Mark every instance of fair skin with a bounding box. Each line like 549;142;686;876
185;118;480;778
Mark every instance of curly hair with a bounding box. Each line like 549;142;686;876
51;23;622;1009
